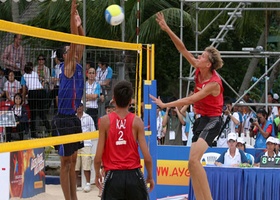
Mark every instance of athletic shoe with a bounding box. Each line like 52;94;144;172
84;183;91;193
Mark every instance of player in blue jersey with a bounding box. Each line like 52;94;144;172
51;1;85;199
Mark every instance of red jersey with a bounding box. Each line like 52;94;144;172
102;112;142;171
194;68;223;116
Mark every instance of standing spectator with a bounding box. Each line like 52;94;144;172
4;71;21;103
162;106;185;145
215;133;248;167
94;80;154;199
75;102;96;193
150;12;224;200
156;106;163;145
95;56;113;117
85;67;101;129
1;34;26;81
217;96;240;147
0;68;7;101
6;93;29;141
242;105;256;136
33;54;51;93
267;92;279;121
21;62;51;138
51;1;85;199
250;108;273;149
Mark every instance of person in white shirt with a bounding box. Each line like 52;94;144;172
254;136;277;166
215;133;248;167
217;97;240;147
4;71;21;103
85;67;101;129
75;102;96;192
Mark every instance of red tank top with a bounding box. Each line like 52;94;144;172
194;68;224;116
102;112;142;171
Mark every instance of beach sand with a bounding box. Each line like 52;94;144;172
10;184;101;200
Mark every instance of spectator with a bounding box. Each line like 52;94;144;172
4;71;21;103
0;68;7;101
75;103;96;193
85;67;101;129
250;108;273;149
1;34;26;81
236;137;254;165
95;56;113;117
156;106;164;145
242;104;256;136
267;92;279;121
217;96;240;147
33;54;51;93
274;137;280;156
162;106;185;145
215;133;248;167
21;62;51;138
254;136;277;166
6;93;29;141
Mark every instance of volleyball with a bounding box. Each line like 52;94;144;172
105;4;124;26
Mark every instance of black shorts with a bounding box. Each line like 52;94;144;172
102;168;149;200
192;116;222;147
52;114;82;156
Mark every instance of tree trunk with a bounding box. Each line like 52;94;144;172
238;30;266;97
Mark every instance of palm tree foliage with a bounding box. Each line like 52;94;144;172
0;0;279;99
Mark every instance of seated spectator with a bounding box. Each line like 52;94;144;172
4;71;21;103
6;93;29;141
274;137;280;156
249;108;273;149
254;136;277;167
236;137;254;165
0;68;7;101
215;133;249;167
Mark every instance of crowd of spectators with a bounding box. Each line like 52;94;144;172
0;34;114;142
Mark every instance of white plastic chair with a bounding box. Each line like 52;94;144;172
200;152;221;165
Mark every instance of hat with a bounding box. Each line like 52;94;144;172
227;133;237;141
273;93;279;100
275;138;280;145
237;137;245;144
105;100;114;109
51;51;57;59
266;136;276;144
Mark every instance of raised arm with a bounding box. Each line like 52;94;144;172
156;12;198;68
64;0;85;78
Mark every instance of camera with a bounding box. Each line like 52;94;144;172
249;117;257;123
222;105;227;112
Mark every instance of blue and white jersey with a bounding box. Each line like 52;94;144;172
58;62;84;115
85;81;101;109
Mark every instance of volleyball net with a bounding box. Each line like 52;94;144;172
0;19;155;153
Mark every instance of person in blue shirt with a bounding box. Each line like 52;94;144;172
236;137;254;165
215;133;249;166
250;108;273;149
51;1;85;199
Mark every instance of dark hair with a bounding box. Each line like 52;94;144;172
56;48;64;62
14;93;23;104
86;60;95;68
257;108;268;119
98;56;108;66
224;96;232;105
24;62;33;74
37;54;45;61
113;80;133;108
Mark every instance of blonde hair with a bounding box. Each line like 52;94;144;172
205;46;224;70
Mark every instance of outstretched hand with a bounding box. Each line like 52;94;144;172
156;12;169;31
149;94;165;109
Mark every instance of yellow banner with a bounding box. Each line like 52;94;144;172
141;159;190;186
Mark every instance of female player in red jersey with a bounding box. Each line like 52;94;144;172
150;12;224;200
